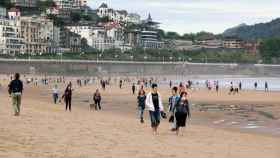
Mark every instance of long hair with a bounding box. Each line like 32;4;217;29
138;89;146;96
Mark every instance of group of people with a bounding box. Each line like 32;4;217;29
137;83;191;135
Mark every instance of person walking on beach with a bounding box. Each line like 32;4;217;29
215;81;219;93
93;89;102;110
175;91;191;136
62;83;73;112
132;83;136;95
239;82;242;91
265;82;269;92
8;73;23;116
52;84;59;104
146;84;164;135
168;87;180;131
169;80;172;88
137;89;146;123
119;80;123;89
254;82;258;90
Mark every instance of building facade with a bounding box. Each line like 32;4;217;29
59;27;82;52
223;38;244;49
0;6;6;17
0;18;24;55
19;16;54;54
126;13;141;24
53;0;87;10
10;0;38;8
97;3;129;23
67;22;125;51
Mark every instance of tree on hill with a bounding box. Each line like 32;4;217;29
259;38;280;63
70;12;82;23
0;1;13;8
97;16;111;23
37;0;56;12
165;31;181;39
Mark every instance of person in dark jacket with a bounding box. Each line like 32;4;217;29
132;83;136;95
175;91;191;136
8;73;24;116
93;89;102;110
137;89;146;123
62;82;73;112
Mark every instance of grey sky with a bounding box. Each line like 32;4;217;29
89;0;280;34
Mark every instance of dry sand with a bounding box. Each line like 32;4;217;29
0;80;280;158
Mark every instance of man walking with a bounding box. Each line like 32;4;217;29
8;73;23;116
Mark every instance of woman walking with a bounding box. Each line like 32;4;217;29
175;91;191;136
62;83;73;112
168;87;180;131
146;84;164;135
93;89;102;110
137;89;146;123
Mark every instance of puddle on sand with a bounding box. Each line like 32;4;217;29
244;125;261;129
213;120;225;124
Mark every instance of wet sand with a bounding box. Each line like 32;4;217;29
0;79;280;158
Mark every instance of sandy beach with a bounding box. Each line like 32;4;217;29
0;77;280;158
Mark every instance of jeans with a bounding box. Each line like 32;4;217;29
11;93;21;114
53;93;58;104
138;107;145;120
149;110;161;127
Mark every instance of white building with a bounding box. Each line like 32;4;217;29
53;0;74;10
8;8;21;20
73;0;87;9
126;13;141;24
97;3;128;23
10;0;38;8
53;0;87;10
19;16;54;54
0;18;24;55
67;22;125;51
0;6;6;17
66;25;95;47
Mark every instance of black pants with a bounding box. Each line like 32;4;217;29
65;97;72;111
94;100;101;110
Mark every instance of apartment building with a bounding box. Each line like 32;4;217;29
19;16;54;54
67;22;124;51
0;6;6;17
54;0;87;10
0;18;24;55
223;38;244;49
97;3;129;23
126;13;141;24
10;0;38;8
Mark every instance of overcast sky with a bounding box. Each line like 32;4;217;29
89;0;280;35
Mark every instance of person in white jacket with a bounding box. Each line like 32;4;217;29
145;83;164;134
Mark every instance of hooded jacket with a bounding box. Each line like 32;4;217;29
145;92;164;112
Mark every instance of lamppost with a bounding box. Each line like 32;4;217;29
144;56;147;61
169;56;173;62
178;57;182;62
